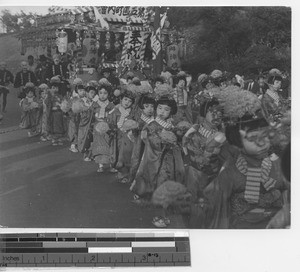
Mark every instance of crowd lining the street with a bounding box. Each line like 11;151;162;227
0;54;291;229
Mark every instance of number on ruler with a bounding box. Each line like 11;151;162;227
148;253;159;258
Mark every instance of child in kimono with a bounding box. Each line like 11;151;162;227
77;86;98;161
173;75;193;123
37;84;51;141
19;84;41;137
49;77;65;146
68;84;86;153
262;75;284;118
202;89;290;229
131;95;185;227
107;90;136;183
91;85;115;172
129;94;156;196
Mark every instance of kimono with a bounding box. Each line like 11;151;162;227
183;118;226;204
173;86;193;124
67;97;81;146
37;94;51;136
129;113;154;184
19;96;41;132
107;104;135;177
49;93;65;139
262;89;284;118
91;100;115;165
77;98;98;154
131;118;185;199
203;153;290;229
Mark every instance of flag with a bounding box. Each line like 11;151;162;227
93;6;109;29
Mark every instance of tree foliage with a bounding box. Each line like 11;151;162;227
0;9;38;33
168;6;291;76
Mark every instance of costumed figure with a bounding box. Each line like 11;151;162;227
19;83;41;137
107;90;136;183
77;86;98;161
68;83;86;152
91;85;115;172
130;95;185;228
200;88;290;229
129;94;156;201
49;76;66;146
37;83;52;141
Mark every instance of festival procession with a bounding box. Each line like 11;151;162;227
0;6;291;229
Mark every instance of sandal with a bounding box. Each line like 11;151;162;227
97;167;104;173
152;216;167;228
119;178;129;184
108;167;118;173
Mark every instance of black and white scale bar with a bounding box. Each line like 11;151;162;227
0;252;190;267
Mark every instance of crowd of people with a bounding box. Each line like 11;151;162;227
0;53;291;229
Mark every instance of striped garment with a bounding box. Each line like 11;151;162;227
140;114;154;125
236;155;277;203
266;89;280;106
198;125;214;139
155;117;173;129
95;100;109;119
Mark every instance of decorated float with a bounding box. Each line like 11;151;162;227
18;6;186;83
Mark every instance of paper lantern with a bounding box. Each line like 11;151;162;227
57;30;68;54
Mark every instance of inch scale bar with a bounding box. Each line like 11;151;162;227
0;232;190;267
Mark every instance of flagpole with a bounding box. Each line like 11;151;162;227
153;6;163;77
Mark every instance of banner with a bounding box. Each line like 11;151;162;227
121;31;148;63
166;44;181;70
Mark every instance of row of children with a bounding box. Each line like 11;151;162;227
19;69;291;228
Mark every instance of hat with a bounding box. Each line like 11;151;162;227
50;76;61;86
126;71;134;79
24;82;35;89
132;77;141;86
210;69;223;79
121;90;135;104
38;83;49;90
87;80;99;88
177;71;187;77
138;94;156;109
155;83;173;98
98;78;112;87
269;68;282;77
73;78;83;86
156;95;177;115
197;73;208;83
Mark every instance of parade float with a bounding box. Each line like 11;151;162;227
18;6;186;83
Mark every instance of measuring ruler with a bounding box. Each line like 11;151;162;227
0;232;190;267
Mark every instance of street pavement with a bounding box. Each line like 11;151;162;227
0;89;185;229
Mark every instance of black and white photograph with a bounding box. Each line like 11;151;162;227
0;5;292;231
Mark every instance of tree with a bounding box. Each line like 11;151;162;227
0;9;38;33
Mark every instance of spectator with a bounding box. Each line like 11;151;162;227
14;61;37;99
27;55;37;73
0;61;14;113
35;55;49;85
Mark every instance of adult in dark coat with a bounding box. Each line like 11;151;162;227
0;61;14;112
45;54;70;97
244;75;269;96
14;61;37;99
